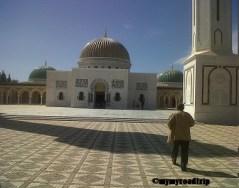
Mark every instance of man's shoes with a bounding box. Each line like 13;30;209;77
172;158;176;165
181;165;187;171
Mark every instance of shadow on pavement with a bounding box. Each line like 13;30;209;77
0;117;237;158
187;168;238;178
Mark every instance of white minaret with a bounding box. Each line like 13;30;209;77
184;0;239;124
192;0;232;54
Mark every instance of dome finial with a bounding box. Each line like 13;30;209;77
104;27;108;38
44;60;47;67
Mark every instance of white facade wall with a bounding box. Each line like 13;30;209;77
46;71;72;107
184;54;239;124
128;73;157;109
71;68;129;109
46;68;157;110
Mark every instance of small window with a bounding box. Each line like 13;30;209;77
78;92;84;101
217;0;220;21
114;92;121;101
116;67;119;69
58;92;64;100
94;66;98;68
88;66;90;68
108;66;111;69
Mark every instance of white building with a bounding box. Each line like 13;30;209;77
184;0;239;124
46;35;157;109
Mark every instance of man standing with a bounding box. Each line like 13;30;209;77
139;94;145;110
167;103;195;171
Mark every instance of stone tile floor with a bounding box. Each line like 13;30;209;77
0;113;238;187
0;105;175;120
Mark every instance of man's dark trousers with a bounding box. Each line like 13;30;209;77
171;140;189;168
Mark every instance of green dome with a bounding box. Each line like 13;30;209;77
29;65;55;82
158;70;183;83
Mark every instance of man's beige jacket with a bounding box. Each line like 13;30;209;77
168;111;195;141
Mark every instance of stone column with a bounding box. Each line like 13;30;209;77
17;94;20;104
105;92;108;107
0;92;2;104
1;93;3;104
6;94;9;104
29;92;32;105
167;96;171;108
175;97;178;108
163;96;165;108
93;92;95;104
40;95;43;105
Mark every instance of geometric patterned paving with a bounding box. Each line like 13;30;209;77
0;117;238;188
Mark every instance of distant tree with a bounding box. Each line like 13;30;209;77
1;71;7;82
0;71;18;83
7;74;11;82
11;79;18;83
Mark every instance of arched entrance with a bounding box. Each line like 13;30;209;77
21;91;29;104
8;89;18;104
0;91;7;104
31;91;41;104
171;96;176;108
94;82;106;108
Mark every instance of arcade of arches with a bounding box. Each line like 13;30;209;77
0;84;46;105
0;82;183;109
0;83;183;109
157;88;183;109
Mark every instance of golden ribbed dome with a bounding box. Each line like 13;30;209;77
80;37;130;61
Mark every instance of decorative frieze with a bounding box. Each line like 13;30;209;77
75;79;88;88
56;81;67;88
136;82;148;90
112;80;124;89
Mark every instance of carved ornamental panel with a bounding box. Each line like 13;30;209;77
112;80;124;89
56;81;67;88
75;79;88;88
136;82;148;90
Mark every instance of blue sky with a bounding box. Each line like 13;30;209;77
0;0;238;81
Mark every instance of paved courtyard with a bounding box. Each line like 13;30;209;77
0;106;238;188
0;105;174;121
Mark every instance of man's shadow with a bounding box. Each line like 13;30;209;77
187;168;238;178
175;164;237;178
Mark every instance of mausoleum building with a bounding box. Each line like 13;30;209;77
46;35;157;109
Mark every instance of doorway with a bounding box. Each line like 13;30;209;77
94;82;106;108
